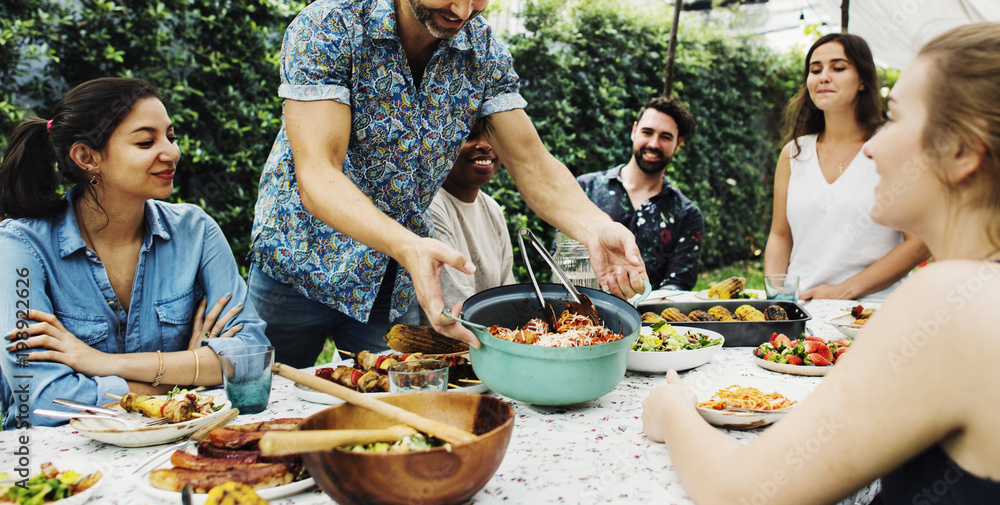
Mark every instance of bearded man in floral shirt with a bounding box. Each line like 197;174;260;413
249;0;650;367
577;96;703;291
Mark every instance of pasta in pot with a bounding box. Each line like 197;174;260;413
489;310;625;347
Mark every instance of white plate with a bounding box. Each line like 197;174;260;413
138;447;315;504
69;393;232;448
293;381;488;405
687;375;809;430
827;314;865;337
8;458;109;505
627;327;724;373
753;355;831;376
694;289;765;300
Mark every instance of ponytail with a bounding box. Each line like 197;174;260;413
0;77;162;220
0;118;67;219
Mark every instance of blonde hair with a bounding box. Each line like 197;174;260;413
917;23;1000;244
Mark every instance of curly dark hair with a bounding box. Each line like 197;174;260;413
635;96;697;140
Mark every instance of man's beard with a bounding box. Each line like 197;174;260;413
634;146;672;174
409;0;480;39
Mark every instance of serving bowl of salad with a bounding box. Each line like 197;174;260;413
627;324;725;373
298;392;514;505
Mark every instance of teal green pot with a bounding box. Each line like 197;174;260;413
449;284;644;405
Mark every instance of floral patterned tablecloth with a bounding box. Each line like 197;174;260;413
0;299;876;505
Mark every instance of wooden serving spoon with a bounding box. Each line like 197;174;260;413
259;425;418;455
271;363;477;445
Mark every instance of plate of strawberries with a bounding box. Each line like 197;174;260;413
752;333;852;376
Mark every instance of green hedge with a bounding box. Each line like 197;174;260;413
0;0;305;275
2;0;801;282
498;0;802;279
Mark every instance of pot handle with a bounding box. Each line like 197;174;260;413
442;309;489;333
631;280;653;308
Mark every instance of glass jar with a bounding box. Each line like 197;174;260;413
552;231;601;290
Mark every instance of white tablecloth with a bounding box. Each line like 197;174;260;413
0;299;877;504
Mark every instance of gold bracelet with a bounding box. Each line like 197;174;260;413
191;349;200;385
151;350;164;387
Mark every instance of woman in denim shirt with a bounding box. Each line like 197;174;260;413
0;78;270;429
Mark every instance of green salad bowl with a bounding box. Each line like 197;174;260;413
446;283;645;405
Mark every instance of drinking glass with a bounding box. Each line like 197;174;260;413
387;359;449;393
219;345;274;415
764;275;799;301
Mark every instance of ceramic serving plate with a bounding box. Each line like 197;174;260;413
627;327;725;373
138;445;315;504
6;458;110;505
69;393;231;448
827;314;865;338
753;355;831;376
686;375;809;430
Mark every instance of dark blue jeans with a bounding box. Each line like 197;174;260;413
247;264;416;368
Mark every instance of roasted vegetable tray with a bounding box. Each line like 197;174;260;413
635;300;812;347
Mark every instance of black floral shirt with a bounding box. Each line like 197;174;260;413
577;165;703;290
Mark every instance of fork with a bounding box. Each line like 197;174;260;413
50;398;171;426
35;408;170;427
720;407;789;415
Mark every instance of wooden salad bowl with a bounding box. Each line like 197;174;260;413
298;392;514;505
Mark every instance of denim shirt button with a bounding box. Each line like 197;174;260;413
85;250;93;257
108;300;115;307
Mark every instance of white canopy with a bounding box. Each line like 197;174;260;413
811;0;1000;69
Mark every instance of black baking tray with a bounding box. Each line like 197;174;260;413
635;299;812;347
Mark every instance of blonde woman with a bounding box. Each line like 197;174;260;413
644;23;1000;504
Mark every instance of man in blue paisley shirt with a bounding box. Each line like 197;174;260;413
249;0;649;367
577;96;703;291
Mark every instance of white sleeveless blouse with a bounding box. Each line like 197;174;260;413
785;134;904;302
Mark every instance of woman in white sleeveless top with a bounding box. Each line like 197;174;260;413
765;33;929;302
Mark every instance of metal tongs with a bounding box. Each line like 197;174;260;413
517;228;601;325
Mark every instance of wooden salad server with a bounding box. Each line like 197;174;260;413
258;425;417;455
271;363;477;445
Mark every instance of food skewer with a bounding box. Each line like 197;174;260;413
457;378;482;384
337;349;355;357
259;425;418;456
272;362;477;445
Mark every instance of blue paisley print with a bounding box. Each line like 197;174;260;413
251;0;526;322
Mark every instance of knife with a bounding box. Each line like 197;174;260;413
181;486;193;505
53;398;121;416
131;407;240;475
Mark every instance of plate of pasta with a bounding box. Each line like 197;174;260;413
686;375;808;429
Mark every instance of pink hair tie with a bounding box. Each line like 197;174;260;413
46;119;53;132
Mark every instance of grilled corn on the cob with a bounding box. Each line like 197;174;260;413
734;305;765;321
763;305;789;321
659;308;690;322
707;277;746;300
205;482;269;505
385;324;469;354
641;312;666;324
687;310;717;321
707;306;737;321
